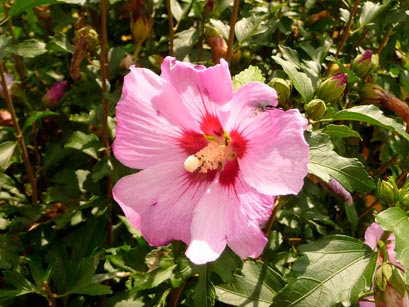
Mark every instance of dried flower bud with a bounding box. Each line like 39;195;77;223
42;81;68;106
352;50;378;78
0;109;13;127
305;99;327;120
268;78;291;107
377;177;399;206
206;27;227;64
316;73;347;102
130;0;152;44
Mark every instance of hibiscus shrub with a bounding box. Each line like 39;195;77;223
0;0;408;306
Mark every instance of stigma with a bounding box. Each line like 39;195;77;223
184;141;235;173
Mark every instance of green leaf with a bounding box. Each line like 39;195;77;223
359;0;391;28
232;66;265;91
333;105;409;142
91;156;113;182
0;234;21;269
235;15;262;43
173;28;199;60
8;0;57;16
13;39;47;57
307;132;375;192
271;235;378;307
64;131;104;159
272;56;313;102
322;124;362;139
0;141;17;171
215;260;284;306
193;265;215;307
375;207;409;284
47;32;74;53
22;111;59;132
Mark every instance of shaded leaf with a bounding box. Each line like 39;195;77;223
307;132;375;192
64;131;104;159
376;207;409;284
22;111;59;132
322;124;362;139
215;260;284;306
271;235;378;307
8;0;57;16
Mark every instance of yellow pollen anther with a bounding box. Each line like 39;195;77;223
183;142;234;173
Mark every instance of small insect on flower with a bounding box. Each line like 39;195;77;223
253;101;282;114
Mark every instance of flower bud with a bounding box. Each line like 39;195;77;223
377;177;399;206
0;110;13;127
130;0;152;44
398;181;409;208
268;78;291;107
374;263;408;307
358;83;384;104
351;50;378;78
42;81;68;106
305;99;327;120
203;0;214;18
316;73;347;102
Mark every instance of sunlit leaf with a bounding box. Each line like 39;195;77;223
272;56;314;102
307;132;375;192
333;105;409;142
232;65;265;90
0;141;17;171
13;39;47;57
271;235;378;307
376;207;409;284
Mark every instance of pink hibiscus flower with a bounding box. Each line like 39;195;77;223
112;57;309;264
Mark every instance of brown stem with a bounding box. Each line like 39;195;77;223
226;0;240;64
0;60;38;204
169;280;186;307
263;197;282;237
166;0;174;56
99;0;113;248
374;88;409;132
377;27;392;55
334;0;361;58
4;2;25;81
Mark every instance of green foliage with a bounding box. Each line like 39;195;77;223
0;0;408;306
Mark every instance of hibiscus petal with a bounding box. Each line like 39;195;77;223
114;66;197;169
160;57;231;127
186;177;271;264
233;108;309;196
113;161;209;246
186;181;228;264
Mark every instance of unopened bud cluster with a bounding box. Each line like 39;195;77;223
377;177;409;209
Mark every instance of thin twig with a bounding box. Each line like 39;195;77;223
4;1;25;81
226;0;240;64
334;0;361;58
166;0;174;56
377;27;392;55
99;0;113;246
0;59;37;204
